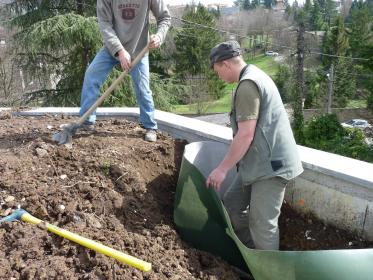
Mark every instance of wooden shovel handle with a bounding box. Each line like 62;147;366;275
77;45;150;126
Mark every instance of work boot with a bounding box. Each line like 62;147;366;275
144;129;157;142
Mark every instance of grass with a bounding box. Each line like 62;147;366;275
172;55;278;115
346;100;367;109
172;93;232;115
245;54;279;77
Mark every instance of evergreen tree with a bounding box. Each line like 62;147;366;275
234;0;243;7
360;43;373;112
347;0;363;22
243;0;251;10
7;0;96;25
309;0;326;30
174;5;220;76
234;0;253;10
348;1;373;112
7;0;100;106
173;4;224;104
303;69;324;109
304;0;312;12
367;0;373;15
149;24;173;77
274;64;292;103
322;16;349;65
307;0;338;29
293;18;307;143
333;58;356;107
348;3;372;57
292;0;299;10
264;0;276;9
322;0;338;27
322;16;356;108
251;0;260;9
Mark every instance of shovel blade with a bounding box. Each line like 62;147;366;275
52;123;80;145
52;130;73;145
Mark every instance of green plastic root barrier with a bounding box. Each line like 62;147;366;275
174;141;373;280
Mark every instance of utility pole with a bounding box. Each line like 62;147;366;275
76;0;84;15
326;63;334;114
292;22;306;143
296;23;306;106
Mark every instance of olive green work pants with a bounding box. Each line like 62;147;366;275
223;175;288;250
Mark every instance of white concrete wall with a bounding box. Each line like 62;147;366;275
4;107;373;240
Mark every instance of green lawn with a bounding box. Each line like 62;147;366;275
245;54;279;77
172;55;278;115
346;100;367;108
172;93;232;115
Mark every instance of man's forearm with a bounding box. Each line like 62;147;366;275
218;133;253;172
152;0;171;44
218;119;257;172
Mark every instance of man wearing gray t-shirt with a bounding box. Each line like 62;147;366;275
79;0;171;142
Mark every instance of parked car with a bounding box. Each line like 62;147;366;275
265;51;279;56
341;119;371;129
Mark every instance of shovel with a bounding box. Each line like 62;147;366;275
0;209;151;271
52;45;150;145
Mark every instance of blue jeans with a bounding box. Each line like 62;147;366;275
79;47;157;129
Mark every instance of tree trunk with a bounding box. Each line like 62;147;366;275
76;0;84;15
292;22;306;143
326;63;334;114
296;23;305;106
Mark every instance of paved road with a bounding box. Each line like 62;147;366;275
193;113;230;127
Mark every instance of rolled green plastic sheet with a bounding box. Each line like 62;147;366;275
174;141;373;280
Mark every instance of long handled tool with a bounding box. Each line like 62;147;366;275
52;45;150;145
0;209;151;272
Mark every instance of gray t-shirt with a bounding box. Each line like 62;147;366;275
97;0;171;57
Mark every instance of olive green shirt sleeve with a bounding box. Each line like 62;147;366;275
235;80;261;122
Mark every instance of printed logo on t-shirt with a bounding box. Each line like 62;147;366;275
122;8;135;20
118;3;140;21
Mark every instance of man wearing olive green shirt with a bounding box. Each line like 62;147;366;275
206;41;303;250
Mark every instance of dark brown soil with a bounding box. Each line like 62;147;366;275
0;113;372;279
279;201;373;250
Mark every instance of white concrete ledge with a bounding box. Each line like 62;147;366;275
3;107;373;239
297;145;373;191
3;107;233;143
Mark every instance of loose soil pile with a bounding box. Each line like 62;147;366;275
0;114;372;280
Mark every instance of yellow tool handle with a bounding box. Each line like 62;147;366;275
21;213;151;272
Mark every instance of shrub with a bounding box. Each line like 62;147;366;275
274;64;292;103
303;114;345;150
303;114;373;163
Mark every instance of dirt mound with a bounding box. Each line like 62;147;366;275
1;115;372;279
0;116;239;279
